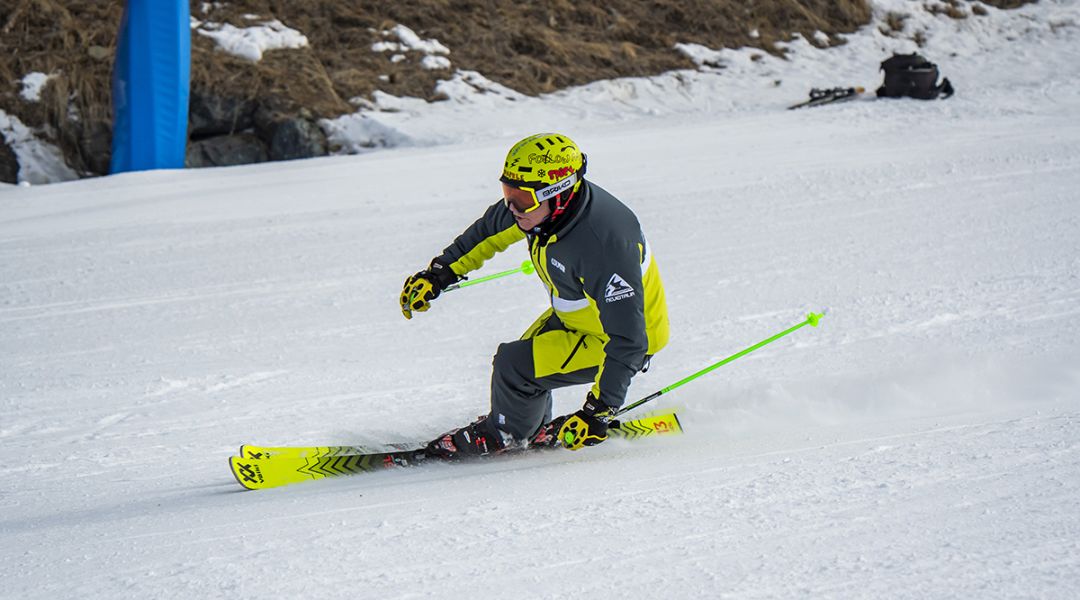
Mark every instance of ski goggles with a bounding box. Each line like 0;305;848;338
501;172;579;214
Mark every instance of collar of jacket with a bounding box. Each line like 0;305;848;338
533;181;592;245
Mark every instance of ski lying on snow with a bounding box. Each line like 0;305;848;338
787;86;865;110
231;411;682;490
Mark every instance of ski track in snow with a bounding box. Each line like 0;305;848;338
3;2;1080;598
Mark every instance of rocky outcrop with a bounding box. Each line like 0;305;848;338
70;120;112;176
253;107;328;162
188;90;257;139
0;136;17;183
184;90;328;167
186;132;267;168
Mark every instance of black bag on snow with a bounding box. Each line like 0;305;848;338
876;53;954;100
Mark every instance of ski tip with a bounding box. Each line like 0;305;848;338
229;456;258;491
238;444;248;458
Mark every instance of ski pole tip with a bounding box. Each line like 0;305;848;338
807;312;825;327
520;259;535;275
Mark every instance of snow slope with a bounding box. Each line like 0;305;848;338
2;2;1080;598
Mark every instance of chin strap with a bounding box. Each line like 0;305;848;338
549;180;582;221
549;154;586;222
549;192;571;221
533;182;583;242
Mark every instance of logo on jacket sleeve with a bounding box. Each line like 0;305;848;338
605;273;636;303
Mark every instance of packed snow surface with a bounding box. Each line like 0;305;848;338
2;2;1080;598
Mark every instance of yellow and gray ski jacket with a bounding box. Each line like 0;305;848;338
435;181;670;408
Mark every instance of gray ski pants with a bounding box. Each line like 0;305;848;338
488;312;599;440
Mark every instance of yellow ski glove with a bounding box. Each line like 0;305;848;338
559;393;615;451
400;260;459;319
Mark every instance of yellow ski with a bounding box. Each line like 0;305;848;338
238;442;420;461
239;411;683;460
230;451;414;490
610;410;682;439
230;411;684;490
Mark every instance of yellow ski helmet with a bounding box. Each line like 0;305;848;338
499;133;587;216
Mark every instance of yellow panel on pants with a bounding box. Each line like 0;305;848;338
520;308;609;384
532;328;608;378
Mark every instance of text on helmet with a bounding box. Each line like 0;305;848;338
528;151;577;165
546;166;575;181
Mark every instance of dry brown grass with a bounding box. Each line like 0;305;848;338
1;0;121;174
926;1;969;19
881;11;910;36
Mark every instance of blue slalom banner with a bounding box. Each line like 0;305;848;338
110;0;190;174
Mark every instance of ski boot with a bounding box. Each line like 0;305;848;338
425;415;513;459
528;415;569;448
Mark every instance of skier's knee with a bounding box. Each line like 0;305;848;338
492;341;531;379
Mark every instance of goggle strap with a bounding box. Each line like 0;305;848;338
535;172;578;201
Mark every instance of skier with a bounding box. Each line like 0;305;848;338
400;133;669;457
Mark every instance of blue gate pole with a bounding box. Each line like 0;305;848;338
110;0;190;173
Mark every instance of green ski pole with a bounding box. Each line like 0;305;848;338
405;260;534;315
444;260;535;292
615;312;826;418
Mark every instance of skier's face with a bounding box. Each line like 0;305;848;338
509;201;551;230
504;189;552;230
